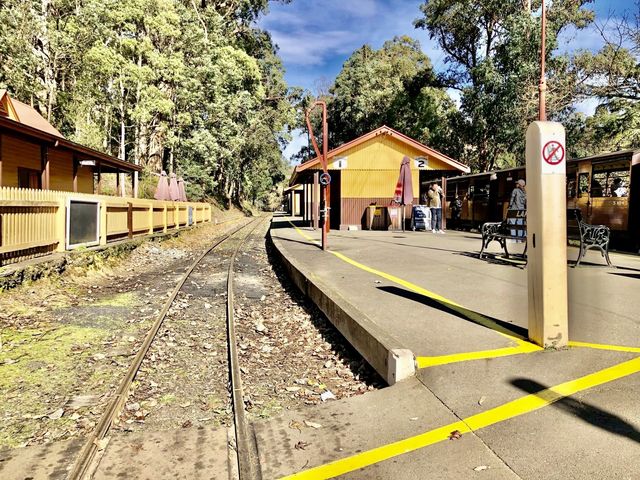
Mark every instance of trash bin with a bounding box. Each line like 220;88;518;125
411;205;431;231
366;205;388;230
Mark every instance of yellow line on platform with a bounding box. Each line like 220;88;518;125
280;356;640;480
569;341;640;353
286;221;542;360
416;343;541;368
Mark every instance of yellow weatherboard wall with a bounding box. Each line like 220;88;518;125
314;134;448;198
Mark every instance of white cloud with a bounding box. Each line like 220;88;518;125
283;128;308;163
446;88;462;107
270;29;361;66
574;97;601;115
260;0;446;89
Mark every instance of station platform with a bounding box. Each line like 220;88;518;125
265;215;640;479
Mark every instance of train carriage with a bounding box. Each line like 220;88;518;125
445;149;640;251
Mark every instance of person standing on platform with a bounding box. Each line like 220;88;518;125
509;179;526;240
427;183;444;234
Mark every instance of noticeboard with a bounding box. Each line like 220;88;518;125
67;199;100;249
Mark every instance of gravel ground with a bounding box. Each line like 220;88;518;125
0;217;246;449
117;216;383;437
0;213;383;452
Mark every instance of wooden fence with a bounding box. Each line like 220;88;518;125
0;187;211;266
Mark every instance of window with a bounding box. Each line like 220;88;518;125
590;167;630;197
18;168;41;190
577;172;589;198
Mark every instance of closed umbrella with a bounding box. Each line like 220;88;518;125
177;177;187;202
392;156;414;231
168;172;180;201
154;171;170;200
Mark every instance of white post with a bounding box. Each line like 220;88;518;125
526;121;568;348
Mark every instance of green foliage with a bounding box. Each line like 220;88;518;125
0;0;294;206
304;36;456;157
415;0;595;171
569;10;640;155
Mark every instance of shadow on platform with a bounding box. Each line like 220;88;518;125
376;285;528;339
511;378;640;444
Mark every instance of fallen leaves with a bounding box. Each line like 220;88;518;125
294;440;310;450
449;430;462;440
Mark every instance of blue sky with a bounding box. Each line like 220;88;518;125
258;0;634;159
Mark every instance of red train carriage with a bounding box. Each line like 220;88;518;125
445;149;640;251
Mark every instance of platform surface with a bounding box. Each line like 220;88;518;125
263;215;640;480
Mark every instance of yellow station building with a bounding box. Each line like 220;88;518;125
289;126;470;230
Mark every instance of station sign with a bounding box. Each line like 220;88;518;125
414;157;429;169
332;157;347;169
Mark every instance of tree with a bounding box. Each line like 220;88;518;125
325;36;456;154
415;0;594;171
569;8;640;155
0;0;295;206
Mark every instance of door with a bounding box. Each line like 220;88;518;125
18;168;41;189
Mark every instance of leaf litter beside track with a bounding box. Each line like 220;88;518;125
116;218;384;438
233;220;385;422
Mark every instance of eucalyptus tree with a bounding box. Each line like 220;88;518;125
327;36;456;153
415;0;594;171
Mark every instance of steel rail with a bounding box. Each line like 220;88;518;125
227;215;269;480
67;218;258;480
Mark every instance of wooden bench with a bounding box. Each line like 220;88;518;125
479;209;527;260
567;208;613;267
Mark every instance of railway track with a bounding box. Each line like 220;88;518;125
67;215;267;480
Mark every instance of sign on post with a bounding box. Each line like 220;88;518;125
542;140;565;168
526;121;568;348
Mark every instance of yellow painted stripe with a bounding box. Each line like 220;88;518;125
286;220;541;353
280;356;640;480
416;342;541;368
329;250;537;349
288;222;320;244
569;340;640;353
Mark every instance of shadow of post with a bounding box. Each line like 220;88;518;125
511;377;640;444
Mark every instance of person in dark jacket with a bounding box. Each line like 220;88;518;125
509;179;526;240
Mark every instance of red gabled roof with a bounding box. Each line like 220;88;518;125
0;90;63;138
12;99;63;137
293;126;470;177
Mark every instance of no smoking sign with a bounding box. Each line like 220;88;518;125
542;140;565;166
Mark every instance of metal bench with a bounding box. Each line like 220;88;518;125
567;208;613;267
479;209;527;261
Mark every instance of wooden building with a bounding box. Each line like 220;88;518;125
0;90;141;194
289;126;470;230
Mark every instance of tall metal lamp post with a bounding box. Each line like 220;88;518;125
539;0;547;121
305;101;330;251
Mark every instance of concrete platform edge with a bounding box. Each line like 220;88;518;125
268;226;415;385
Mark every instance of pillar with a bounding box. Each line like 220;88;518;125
526;121;568;348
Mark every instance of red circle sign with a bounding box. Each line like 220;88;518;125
543;141;565;165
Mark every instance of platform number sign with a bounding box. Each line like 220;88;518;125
414;157;428;169
332;157;347;169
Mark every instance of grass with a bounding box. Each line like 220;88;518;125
0;325;109;448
